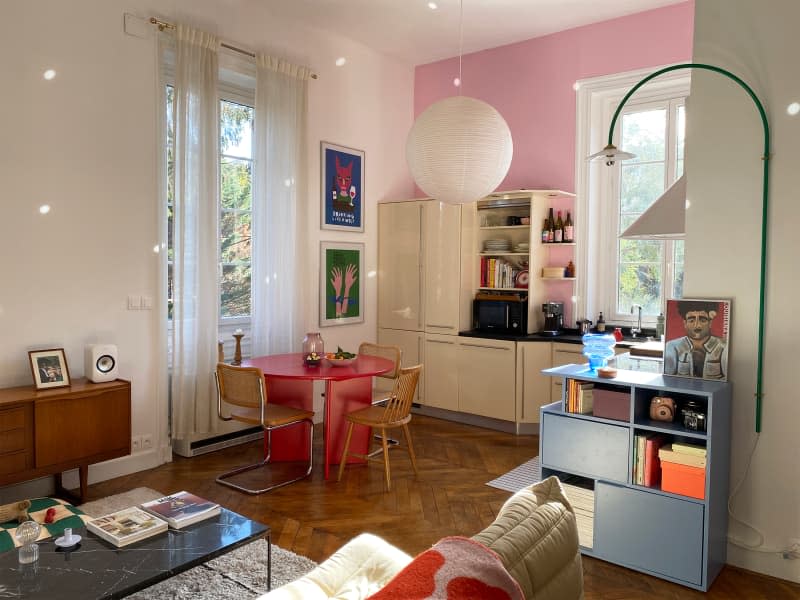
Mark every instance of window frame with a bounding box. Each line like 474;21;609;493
574;65;690;330
598;96;686;324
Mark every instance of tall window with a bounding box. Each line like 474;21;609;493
612;99;685;318
165;87;255;323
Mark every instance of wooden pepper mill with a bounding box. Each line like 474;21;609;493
232;331;244;365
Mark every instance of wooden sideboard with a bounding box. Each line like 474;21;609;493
0;378;131;503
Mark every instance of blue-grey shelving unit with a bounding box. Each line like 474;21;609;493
540;364;731;591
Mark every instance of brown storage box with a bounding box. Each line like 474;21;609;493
592;389;630;421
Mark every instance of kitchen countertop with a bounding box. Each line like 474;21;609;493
458;329;651;348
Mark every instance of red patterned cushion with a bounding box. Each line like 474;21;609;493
366;536;523;600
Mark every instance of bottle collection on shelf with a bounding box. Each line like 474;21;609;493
541;208;574;243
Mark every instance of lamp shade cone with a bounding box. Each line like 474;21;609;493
587;143;636;165
406;96;513;205
620;174;686;239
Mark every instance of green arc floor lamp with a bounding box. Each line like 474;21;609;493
589;62;770;433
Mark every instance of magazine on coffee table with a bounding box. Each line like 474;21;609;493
86;506;168;547
140;491;221;529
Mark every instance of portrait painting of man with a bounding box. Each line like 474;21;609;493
663;299;730;381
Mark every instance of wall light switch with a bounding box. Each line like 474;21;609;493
141;295;153;310
128;295;141;310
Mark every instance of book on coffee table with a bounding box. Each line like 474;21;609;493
140;491;221;529
86;506;168;547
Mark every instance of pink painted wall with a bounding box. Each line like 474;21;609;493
413;1;694;328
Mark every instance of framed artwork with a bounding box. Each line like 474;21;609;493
321;141;364;232
320;241;364;326
29;348;71;390
663;298;731;381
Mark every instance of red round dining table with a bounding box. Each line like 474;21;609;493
243;353;394;479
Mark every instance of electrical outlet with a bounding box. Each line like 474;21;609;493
132;435;142;452
141;434;153;450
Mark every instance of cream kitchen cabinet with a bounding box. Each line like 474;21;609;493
423;333;459;411
515;341;553;424
457;337;516;421
550;342;585;402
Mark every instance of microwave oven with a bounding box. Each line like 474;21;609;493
473;297;528;333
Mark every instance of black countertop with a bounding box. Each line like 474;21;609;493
459;328;654;347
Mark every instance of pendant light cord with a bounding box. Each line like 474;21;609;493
458;0;463;94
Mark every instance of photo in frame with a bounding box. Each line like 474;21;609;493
320;241;364;326
663;298;731;381
321;141;364;232
28;348;71;390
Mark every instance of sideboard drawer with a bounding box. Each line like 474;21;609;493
0;451;30;476
0;407;25;432
0;428;26;454
541;412;629;482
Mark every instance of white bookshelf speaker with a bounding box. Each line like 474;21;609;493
85;344;119;383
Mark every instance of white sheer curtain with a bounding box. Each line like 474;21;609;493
171;25;220;439
251;56;311;355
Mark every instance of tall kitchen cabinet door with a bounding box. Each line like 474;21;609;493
423;333;459;411
378;201;423;331
516;342;552;424
378;327;424;403
423;201;463;334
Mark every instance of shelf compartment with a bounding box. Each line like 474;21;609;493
479;225;529;230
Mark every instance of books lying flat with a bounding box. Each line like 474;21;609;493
671;442;707;457
140;491;221;529
86;507;168;547
659;445;707;468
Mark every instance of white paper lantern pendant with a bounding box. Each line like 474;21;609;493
405;0;513;205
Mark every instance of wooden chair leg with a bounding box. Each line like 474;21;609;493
402;423;418;475
381;427;391;491
337;421;356;482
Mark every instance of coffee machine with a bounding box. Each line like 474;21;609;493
541;302;564;335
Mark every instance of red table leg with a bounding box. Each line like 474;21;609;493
324;378;373;479
264;378;314;461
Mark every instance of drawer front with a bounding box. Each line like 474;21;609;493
0;451;29;476
0;428;26;454
594;481;704;586
541;413;628;482
0;407;25;432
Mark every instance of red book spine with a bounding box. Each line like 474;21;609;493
644;435;665;487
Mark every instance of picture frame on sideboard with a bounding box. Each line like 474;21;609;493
29;348;71;390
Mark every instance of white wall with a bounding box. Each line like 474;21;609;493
688;0;800;583
0;0;414;494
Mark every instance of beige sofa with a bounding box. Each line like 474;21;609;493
261;476;583;599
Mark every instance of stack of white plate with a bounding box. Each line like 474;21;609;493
484;239;511;252
513;242;530;253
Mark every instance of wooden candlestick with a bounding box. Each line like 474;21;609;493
232;333;244;365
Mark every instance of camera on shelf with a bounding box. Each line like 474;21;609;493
681;401;707;431
649;396;676;422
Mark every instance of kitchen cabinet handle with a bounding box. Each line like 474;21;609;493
555;350;584;356
460;343;511;351
520;345;525;420
418;204;424;329
426;339;455;345
426;324;454;330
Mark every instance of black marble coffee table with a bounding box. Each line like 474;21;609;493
0;507;270;599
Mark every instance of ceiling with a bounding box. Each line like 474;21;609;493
261;0;686;65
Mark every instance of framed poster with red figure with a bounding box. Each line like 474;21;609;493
321;141;364;232
663;298;731;381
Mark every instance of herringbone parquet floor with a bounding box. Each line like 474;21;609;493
86;414;799;599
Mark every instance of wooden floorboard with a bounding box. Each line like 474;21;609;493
84;414;799;599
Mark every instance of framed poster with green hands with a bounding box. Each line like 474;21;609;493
320;241;364;326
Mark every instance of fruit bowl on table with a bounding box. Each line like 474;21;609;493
303;353;323;366
325;355;357;367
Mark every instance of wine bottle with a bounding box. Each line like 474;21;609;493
547;208;555;243
554;210;564;243
541;219;549;243
564;211;574;242
596;311;606;332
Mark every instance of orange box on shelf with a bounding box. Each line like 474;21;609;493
661;460;706;500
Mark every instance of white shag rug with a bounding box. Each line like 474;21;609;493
485;456;542;492
78;488;316;599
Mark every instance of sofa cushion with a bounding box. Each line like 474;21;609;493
259;533;412;599
366;535;523;600
471;476;583;600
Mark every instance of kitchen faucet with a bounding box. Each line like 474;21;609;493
630;304;643;338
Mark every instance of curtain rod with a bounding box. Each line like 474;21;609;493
149;17;319;79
